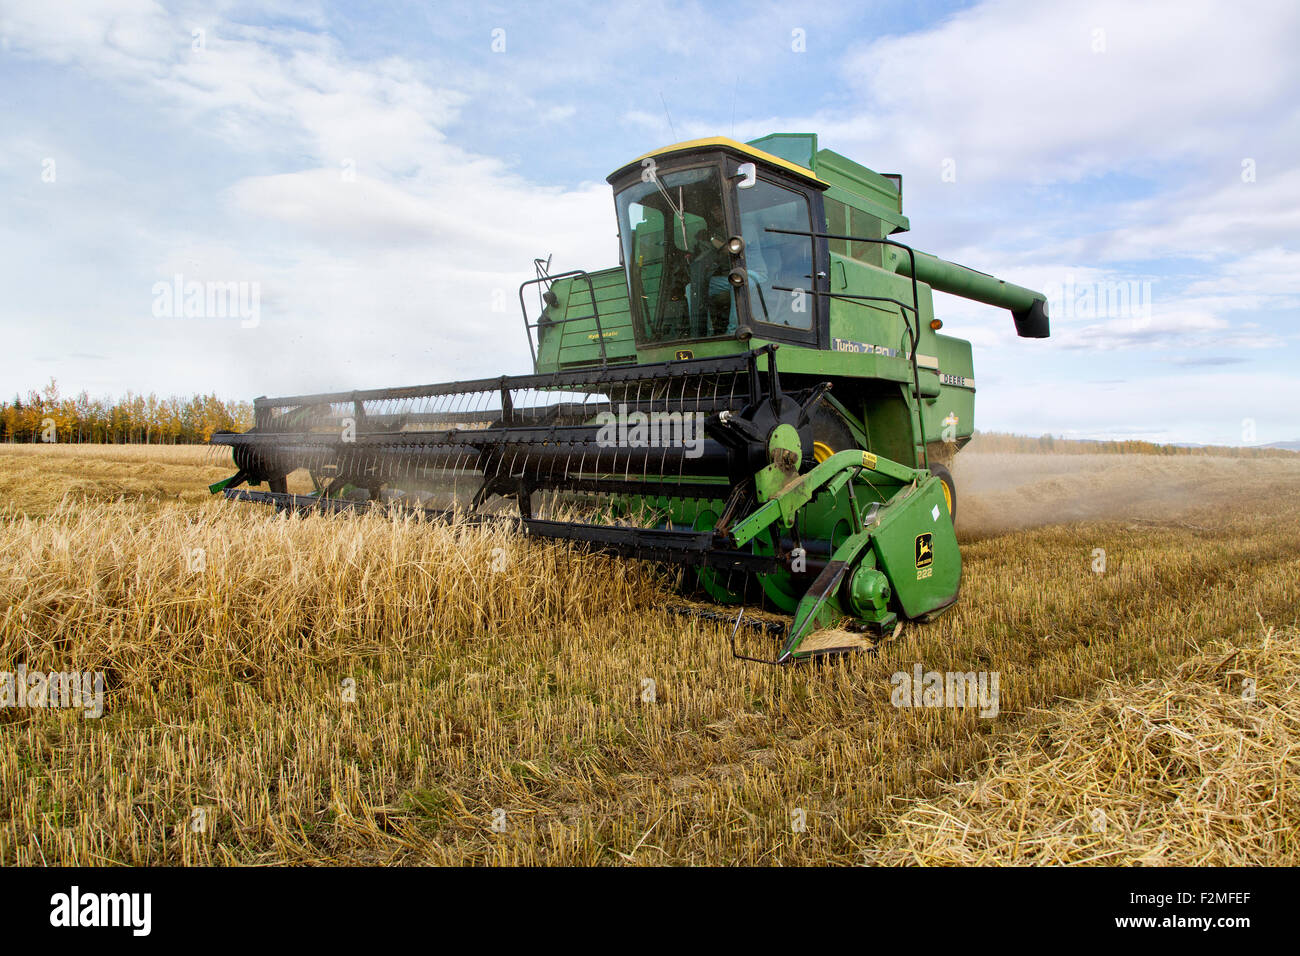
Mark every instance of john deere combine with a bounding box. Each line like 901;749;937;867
210;134;1049;662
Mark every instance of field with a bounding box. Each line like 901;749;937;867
1;441;1297;865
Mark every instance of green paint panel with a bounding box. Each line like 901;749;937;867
869;477;962;618
536;267;637;368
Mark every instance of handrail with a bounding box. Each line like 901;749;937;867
763;227;929;471
517;269;608;369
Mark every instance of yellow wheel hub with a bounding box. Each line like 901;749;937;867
812;441;834;464
941;478;953;514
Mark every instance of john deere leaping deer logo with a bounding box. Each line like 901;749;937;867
915;533;934;569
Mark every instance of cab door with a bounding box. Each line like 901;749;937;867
733;171;828;349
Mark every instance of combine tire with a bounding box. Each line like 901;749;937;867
929;463;957;523
809;402;857;464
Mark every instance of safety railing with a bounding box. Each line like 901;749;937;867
518;269;608;368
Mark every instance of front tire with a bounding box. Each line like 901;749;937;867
929;462;957;524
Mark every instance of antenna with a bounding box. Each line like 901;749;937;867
731;76;737;138
659;91;677;141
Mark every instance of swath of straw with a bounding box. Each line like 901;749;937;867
865;623;1300;866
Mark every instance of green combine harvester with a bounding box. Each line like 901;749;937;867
211;134;1049;663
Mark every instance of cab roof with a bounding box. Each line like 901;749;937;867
609;133;908;232
608;136;827;187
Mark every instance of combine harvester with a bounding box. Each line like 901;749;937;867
211;134;1049;663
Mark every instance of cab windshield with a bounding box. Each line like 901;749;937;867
616;165;735;345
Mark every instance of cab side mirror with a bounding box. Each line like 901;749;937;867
736;162;756;189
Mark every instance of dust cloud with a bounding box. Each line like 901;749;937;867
950;451;1300;541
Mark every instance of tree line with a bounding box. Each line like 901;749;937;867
4;381;1292;456
2;379;254;444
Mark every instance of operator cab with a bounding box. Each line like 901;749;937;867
607;137;829;351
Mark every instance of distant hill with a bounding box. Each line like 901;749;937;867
968;432;1299;458
1173;439;1300;452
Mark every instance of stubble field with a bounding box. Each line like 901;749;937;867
1;442;1297;865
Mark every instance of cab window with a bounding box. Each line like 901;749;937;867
737;180;814;330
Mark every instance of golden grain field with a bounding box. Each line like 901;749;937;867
1;442;1297;865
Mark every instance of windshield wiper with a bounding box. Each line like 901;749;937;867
651;178;689;251
754;283;771;321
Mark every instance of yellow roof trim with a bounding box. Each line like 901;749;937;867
613;136;825;185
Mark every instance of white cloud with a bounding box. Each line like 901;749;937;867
1064;170;1300;265
0;0;617;398
976;369;1300;444
834;0;1300;185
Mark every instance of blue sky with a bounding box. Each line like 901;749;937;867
2;0;1298;444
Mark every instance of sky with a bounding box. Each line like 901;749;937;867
1;0;1298;444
